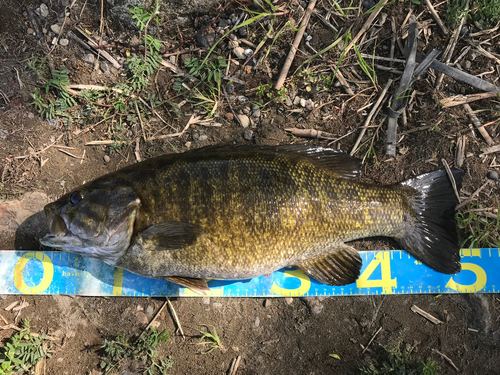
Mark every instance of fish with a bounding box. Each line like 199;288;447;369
40;145;463;294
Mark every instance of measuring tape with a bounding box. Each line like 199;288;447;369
0;249;496;297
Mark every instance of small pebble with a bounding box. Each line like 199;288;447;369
305;99;314;111
464;60;471;70
233;46;246;59
225;112;234;121
251;105;261;118
198;134;208;142
39;3;49;17
487;171;499;181
212;302;223;309
27;28;35;35
237;114;250;128
100;61;108;73
84;53;95;65
244;49;254;57
51;24;61;35
285;96;293;107
238;27;248;37
284;297;293;305
225;83;235;94
103;155;110;164
293;96;301;106
264;299;272;308
136;311;148;325
136;305;144;311
145;305;155;318
59;38;69;46
203;297;211;305
242;107;250;115
254;316;260;328
0;130;6;138
243;129;253;141
47;118;58;127
300;98;306;107
229;34;238;41
51;37;58;45
237;96;249;104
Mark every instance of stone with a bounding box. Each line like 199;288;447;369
284;297;293;305
145;305;155;318
27;28;35;35
251;105;261;118
212;302;223;309
100;61;109;73
487;171;499;181
198;134;208;142
136;311;148;325
51;24;61;35
238;27;247;37
300;98;306;107
254;316;260;327
293;96;301;106
203;297;210;304
237;114;250;128
84;53;96;65
237;96;249;104
243;129;253;141
305;99;314;111
225;83;235;94
464;60;472;70
103;155;110;164
233;46;246;59
264;299;271;308
59;38;69;46
285;96;293;107
39;3;49;17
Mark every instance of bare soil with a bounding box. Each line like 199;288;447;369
1;0;499;374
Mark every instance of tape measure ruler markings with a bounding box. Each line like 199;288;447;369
0;249;497;297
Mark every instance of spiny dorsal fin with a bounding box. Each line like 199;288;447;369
138;221;204;251
275;145;362;179
297;245;362;285
164;276;210;295
187;144;362;179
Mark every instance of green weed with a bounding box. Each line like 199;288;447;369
456;200;500;248
196;325;222;355
0;318;54;374
100;328;172;375
446;0;500;29
360;330;440;375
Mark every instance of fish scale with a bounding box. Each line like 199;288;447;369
41;145;463;293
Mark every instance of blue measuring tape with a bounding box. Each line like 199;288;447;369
0;249;496;297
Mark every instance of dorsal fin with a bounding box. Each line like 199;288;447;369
275;145;362;179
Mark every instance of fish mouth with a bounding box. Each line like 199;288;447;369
48;212;67;236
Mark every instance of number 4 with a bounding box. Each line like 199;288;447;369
356;252;397;294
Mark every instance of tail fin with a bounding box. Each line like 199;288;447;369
399;169;463;274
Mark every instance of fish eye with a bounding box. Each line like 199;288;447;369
69;191;84;205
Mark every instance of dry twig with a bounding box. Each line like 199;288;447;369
432;349;460;372
463;103;494;145
411;305;443;324
228;355;242;375
275;0;317;90
441;159;461;202
362;327;382;354
440;92;499;108
167;298;185;339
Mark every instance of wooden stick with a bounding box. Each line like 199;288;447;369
463;103;494;145
480;144;500;157
167;298;185;339
350;79;392;156
423;0;449;34
441;159;461;202
275;0;317;90
441;91;499;108
344;0;389;56
411;305;443;324
435;0;468;89
285;128;337;140
432;349;460;372
228;355;242;375
362;327;382;354
455;135;466;168
457;180;491;209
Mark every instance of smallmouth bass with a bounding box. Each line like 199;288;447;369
40;145;463;293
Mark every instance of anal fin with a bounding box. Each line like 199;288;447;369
163;276;210;295
297;245;362;286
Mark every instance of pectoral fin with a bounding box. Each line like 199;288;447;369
137;221;204;250
164;276;210;295
297;245;362;285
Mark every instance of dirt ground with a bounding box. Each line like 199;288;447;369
1;0;499;374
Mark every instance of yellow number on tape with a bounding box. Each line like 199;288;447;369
270;269;311;296
356;252;397;294
14;252;54;294
446;263;487;293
